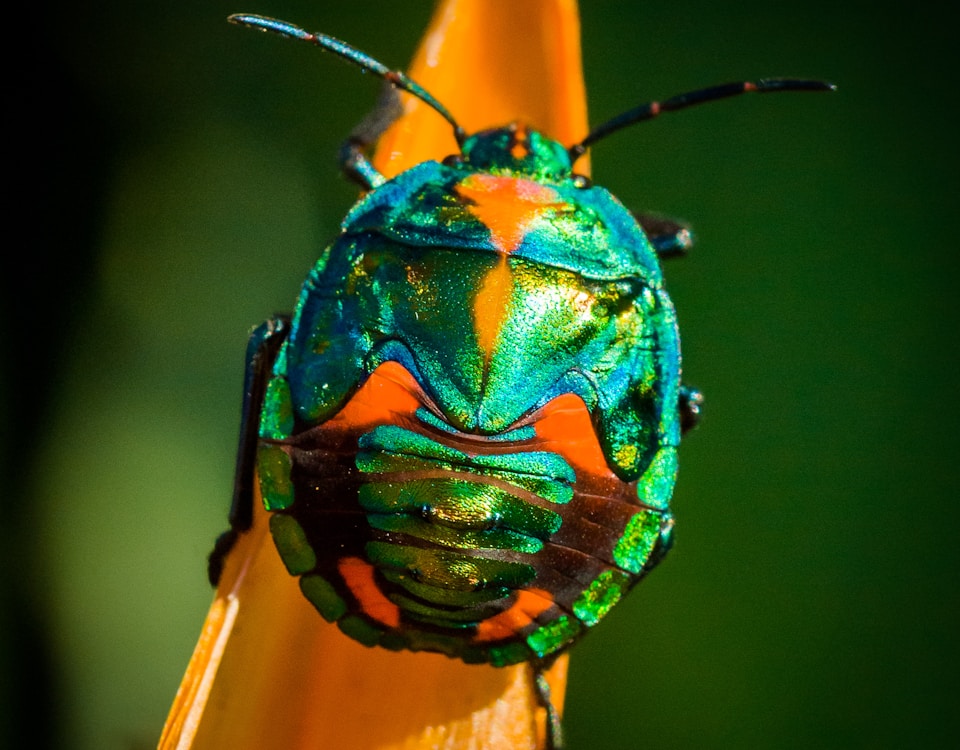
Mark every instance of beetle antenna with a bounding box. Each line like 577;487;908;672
228;14;467;146
567;78;836;163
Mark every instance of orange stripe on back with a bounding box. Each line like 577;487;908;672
456;172;563;253
320;361;425;434
531;393;616;478
474;254;513;360
456;173;566;362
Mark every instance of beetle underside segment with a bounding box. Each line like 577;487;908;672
258;361;674;665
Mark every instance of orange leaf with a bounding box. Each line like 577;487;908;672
373;0;589;178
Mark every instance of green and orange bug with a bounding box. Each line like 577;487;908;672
208;13;833;748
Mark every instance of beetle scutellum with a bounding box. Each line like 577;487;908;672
211;14;834;748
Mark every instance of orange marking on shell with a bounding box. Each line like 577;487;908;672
509;124;530;159
338;557;401;629
531;393;618;477
456;173;564;253
320;361;426;434
473;254;513;361
456;173;566;361
473;588;556;642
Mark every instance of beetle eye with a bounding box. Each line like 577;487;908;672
571;173;591;189
442;154;465;167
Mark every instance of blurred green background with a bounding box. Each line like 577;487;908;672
6;1;956;748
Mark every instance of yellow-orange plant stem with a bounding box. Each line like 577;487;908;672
374;0;589;178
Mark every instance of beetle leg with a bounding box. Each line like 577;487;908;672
679;384;704;434
338;83;404;190
532;662;564;750
208;315;291;586
635;213;694;258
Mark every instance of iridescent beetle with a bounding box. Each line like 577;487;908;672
211;13;833;747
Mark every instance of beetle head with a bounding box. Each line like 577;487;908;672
459;124;572;181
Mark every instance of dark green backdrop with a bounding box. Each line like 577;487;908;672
6;1;956;748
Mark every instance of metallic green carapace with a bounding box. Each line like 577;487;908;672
248;125;681;665
288;145;679;465
215;13;832;679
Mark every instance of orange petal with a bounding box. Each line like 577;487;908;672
373;0;589;178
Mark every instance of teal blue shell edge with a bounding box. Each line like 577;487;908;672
343;160;666;284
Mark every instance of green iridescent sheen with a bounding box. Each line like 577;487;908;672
258;373;293;439
357;425;574;505
357;478;562;537
526;615;583;659
367;512;544;553
359;425;575;484
612;511;666;574
460;128;572;179
636;447;678;510
256;444;294;511
572;569;630;627
269;513;316;574
359;451;573;506
415;407;535;441
380;569;510;607
299;574;347;622
365;541;536;592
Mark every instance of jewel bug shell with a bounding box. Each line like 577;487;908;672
246;125;680;666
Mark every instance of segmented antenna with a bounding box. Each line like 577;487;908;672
228;14;466;146
568;78;836;163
